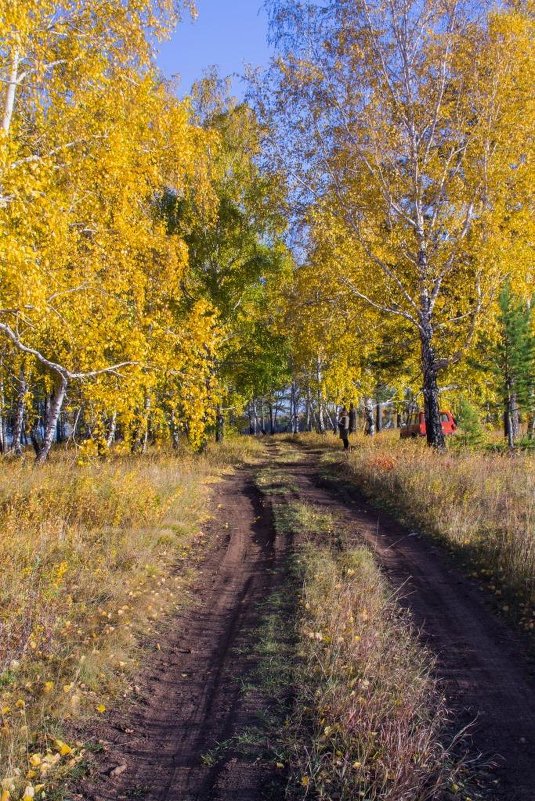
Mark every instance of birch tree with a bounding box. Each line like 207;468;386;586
0;0;227;459
262;0;534;447
165;74;291;437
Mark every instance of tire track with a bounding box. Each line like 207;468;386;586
285;442;535;801
81;467;288;801
80;443;535;801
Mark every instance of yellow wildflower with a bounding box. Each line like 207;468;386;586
54;740;73;756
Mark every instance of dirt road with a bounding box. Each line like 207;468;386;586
82;465;290;801
81;443;535;801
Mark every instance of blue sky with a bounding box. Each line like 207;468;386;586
156;1;271;98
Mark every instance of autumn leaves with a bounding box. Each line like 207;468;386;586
1;1;533;455
0;2;279;458
263;0;534;443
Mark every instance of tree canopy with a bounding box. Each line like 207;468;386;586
0;0;533;458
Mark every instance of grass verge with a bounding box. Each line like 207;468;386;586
255;446;464;800
0;437;262;800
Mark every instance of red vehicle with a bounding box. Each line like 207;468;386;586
400;410;457;438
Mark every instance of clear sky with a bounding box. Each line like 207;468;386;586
156;1;271;98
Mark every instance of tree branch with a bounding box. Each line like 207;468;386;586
340;277;421;329
0;322;135;381
9;137;105;171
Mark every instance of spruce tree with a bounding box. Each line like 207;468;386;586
454;398;484;450
497;285;535;447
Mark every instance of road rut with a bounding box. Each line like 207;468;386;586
81;443;535;801
82;466;288;801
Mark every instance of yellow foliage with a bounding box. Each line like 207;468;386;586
0;0;222;456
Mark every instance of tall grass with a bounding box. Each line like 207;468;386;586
0;438;262;800
291;545;460;801
315;431;535;630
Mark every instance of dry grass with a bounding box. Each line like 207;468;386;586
291;544;460;801
349;435;535;629
255;451;461;801
300;430;535;631
0;437;263;800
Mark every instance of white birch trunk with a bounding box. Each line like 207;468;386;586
3;48;20;135
36;378;68;464
13;372;26;456
106;411;117;448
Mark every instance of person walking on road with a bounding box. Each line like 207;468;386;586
338;405;350;451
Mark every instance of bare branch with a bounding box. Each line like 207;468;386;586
340;277;421;329
0;321;135;381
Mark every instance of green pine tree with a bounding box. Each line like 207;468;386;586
454;398;484;450
497;285;535;447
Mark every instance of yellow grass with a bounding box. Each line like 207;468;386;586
0;438;263;800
